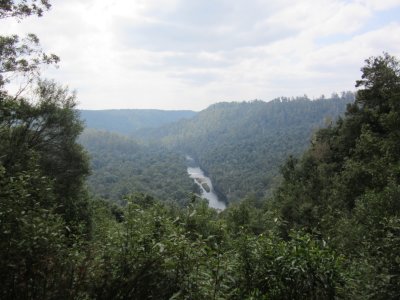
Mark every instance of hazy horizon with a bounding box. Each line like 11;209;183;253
78;93;353;112
1;0;399;110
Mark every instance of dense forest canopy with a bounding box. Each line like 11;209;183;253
1;1;400;299
79;129;197;205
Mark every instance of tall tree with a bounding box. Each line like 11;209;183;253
0;0;90;229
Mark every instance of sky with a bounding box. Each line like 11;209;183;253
1;0;400;111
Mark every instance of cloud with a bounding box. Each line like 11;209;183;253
0;0;399;110
115;0;293;52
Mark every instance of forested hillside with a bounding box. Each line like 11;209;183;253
80;129;197;204
80;109;196;135
134;95;354;202
268;53;400;298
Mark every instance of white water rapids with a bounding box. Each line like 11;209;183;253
187;162;226;210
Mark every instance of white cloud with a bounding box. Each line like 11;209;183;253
355;0;400;10
1;0;399;110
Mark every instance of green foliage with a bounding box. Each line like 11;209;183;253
271;53;400;298
230;231;344;300
225;196;266;236
0;82;93;297
0;149;346;299
79;129;197;205
0;163;90;299
83;196;344;300
0;34;59;89
1;80;91;230
0;1;58;92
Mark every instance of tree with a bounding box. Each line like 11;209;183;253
0;0;91;230
270;53;400;297
0;34;59;91
0;0;51;19
355;53;400;113
0;0;58;95
1;80;91;230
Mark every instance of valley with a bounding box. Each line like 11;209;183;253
80;94;354;206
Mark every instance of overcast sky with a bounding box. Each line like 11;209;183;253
1;0;400;110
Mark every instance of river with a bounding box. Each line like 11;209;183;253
186;158;226;210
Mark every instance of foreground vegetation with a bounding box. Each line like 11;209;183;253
1;1;399;299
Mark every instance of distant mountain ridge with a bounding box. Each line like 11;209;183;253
80;109;197;135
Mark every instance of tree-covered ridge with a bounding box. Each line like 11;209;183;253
80;109;197;135
79;129;197;205
135;95;354;202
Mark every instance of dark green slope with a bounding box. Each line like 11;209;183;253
79;129;197;204
80;109;197;135
135;95;354;202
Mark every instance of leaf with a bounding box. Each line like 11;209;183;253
169;290;182;299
